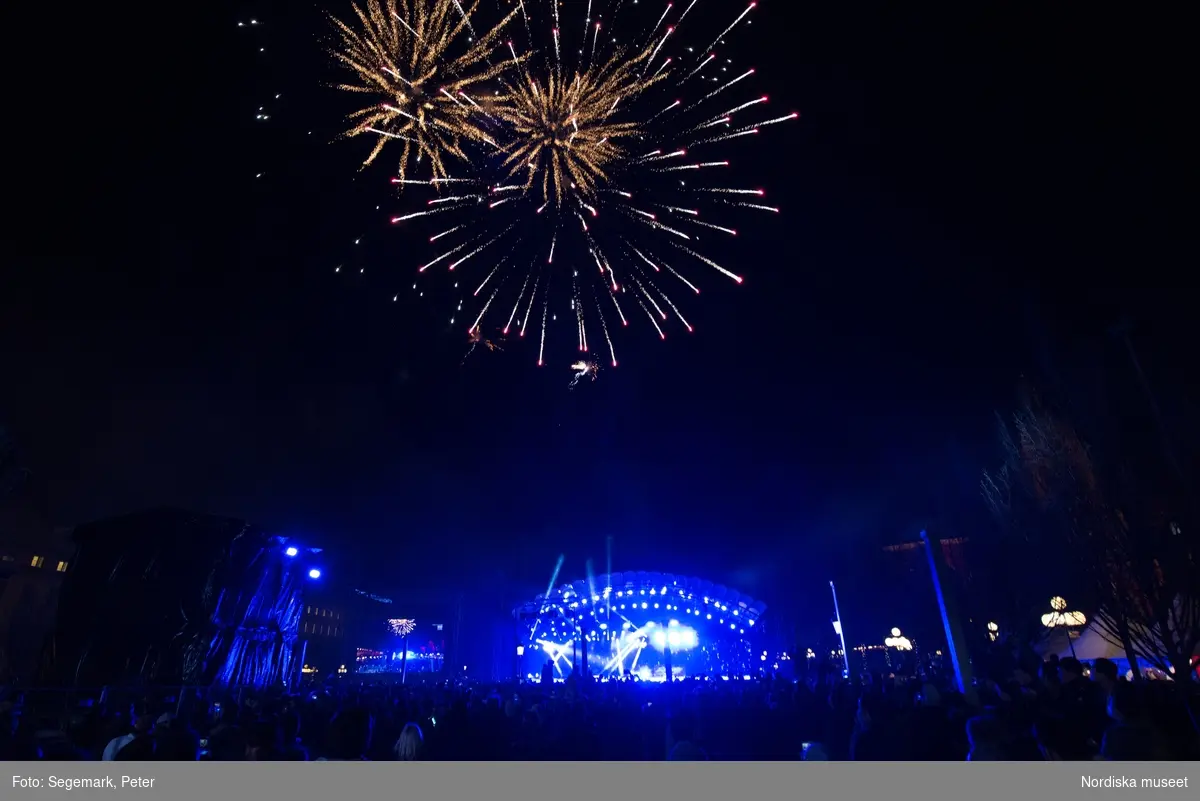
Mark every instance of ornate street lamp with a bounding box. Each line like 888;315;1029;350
1041;596;1086;628
884;627;913;651
1041;596;1086;658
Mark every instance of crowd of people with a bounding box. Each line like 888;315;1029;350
2;652;1197;761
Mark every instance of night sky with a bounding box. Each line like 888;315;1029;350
5;2;1192;638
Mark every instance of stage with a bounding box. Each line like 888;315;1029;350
514;571;767;681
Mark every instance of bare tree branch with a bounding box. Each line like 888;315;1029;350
982;396;1199;681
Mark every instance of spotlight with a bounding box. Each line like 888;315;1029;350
285;547;298;557
308;569;322;579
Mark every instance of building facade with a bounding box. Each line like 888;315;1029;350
0;487;75;682
298;597;348;678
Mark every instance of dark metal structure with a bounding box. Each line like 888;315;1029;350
47;508;309;690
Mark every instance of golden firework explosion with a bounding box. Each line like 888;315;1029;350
331;0;525;181
497;45;667;205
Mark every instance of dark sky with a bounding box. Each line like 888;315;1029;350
4;1;1192;636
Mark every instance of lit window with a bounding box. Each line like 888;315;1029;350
56;561;68;572
306;606;312;614
31;555;45;568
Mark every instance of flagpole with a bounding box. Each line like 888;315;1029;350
829;581;851;678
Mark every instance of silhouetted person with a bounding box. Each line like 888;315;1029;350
246;720;285;761
155;720;199;761
393;723;424;760
965;715;1007;761
666;710;706;761
321;707;373;760
278;711;309;761
209;704;245;761
850;694;893;761
105;704;154;761
1058;657;1106;743
1032;715;1089;761
1092;658;1119;697
1100;682;1171;760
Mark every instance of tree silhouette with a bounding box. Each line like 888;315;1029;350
982;392;1199;681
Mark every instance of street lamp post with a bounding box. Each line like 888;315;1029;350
1041;597;1086;658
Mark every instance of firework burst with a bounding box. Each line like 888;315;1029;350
387;618;418;636
569;358;600;388
331;0;526;181
463;325;503;361
383;0;796;368
497;46;666;204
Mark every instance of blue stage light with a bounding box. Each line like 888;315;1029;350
285;547;298;557
308;568;322;579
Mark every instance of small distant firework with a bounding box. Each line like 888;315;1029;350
463;326;503;362
569;359;599;388
387;618;417;636
330;0;526;181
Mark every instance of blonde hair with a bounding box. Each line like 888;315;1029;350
393;723;424;761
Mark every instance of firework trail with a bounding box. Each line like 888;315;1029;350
330;0;527;181
378;0;795;367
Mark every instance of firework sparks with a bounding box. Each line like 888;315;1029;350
569;359;600;388
387;618;417;636
331;0;526;181
496;45;667;204
463;326;503;362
